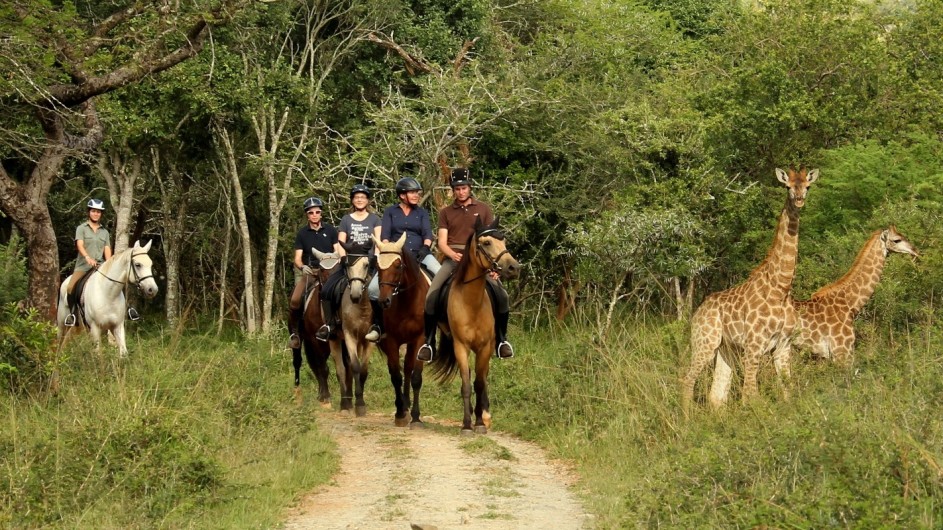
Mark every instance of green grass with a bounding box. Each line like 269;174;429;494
4;311;943;528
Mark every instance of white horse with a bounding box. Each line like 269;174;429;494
56;240;159;358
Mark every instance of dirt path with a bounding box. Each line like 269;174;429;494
282;410;593;530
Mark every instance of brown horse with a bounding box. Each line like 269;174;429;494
292;249;349;410
337;242;375;416
371;233;428;427
432;218;521;434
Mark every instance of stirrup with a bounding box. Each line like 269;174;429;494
365;325;381;342
64;313;77;327
315;324;332;342
288;333;301;349
496;341;514;359
417;343;435;363
127;307;140;321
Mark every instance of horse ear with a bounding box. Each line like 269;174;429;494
371;234;383;248
474;216;483;230
393;232;407;251
313;248;327;260
340;240;352;253
141;239;152;253
492;216;500;229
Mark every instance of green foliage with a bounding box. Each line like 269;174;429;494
0;233;27;306
0;304;58;395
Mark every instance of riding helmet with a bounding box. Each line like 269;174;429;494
350;184;372;199
450;168;471;188
87;198;106;211
303;197;324;211
394;177;422;194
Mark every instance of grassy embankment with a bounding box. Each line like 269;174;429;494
3;309;942;528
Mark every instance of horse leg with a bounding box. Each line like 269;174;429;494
473;346;492;434
453;340;474;434
330;339;352;413
405;340;424;427
304;341;332;407
113;322;129;359
354;342;369;417
292;343;303;404
339;332;357;412
381;338;408;427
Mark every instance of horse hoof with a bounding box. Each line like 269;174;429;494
355;405;367;417
474;425;488;434
339;408;352;416
460;428;475;437
394;416;409;427
409;420;425;430
319;400;332;410
293;388;302;405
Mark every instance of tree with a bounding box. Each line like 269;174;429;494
0;1;247;319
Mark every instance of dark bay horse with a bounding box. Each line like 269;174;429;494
292;249;349;409
337;242;375;416
432;218;521;434
371;233;428;427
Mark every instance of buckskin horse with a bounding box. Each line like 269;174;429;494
337;242;376;416
431;218;521;434
56;240;159;358
293;249;349;409
371;233;428;427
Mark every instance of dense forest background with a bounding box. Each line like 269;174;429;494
1;0;941;331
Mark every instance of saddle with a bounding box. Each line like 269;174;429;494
66;272;93;311
434;275;498;326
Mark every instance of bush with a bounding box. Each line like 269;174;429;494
0;304;59;395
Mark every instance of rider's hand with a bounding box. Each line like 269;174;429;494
488;271;500;281
85;256;97;267
451;251;463;262
302;265;315;276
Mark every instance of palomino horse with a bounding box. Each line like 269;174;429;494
56;240;159;358
337;242;375;416
371;233;428;427
431;218;521;434
293;249;349;409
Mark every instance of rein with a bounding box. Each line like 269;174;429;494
93;251;154;292
344;254;373;291
377;250;414;298
463;233;510;284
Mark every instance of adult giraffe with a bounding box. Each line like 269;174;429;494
681;167;818;414
791;226;918;364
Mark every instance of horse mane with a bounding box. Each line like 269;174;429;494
97;245;133;276
399;246;423;284
451;230;478;282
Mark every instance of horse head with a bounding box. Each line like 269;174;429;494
312;248;342;284
130;240;159;298
371;232;408;309
340;241;372;303
472;217;521;280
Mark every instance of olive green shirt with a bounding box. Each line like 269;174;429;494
74;222;111;272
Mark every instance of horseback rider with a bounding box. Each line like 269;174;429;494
288;197;342;349
315;184;381;342
64;198;140;327
417;168;514;362
364;177;440;341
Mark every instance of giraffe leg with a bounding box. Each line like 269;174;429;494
740;344;763;402
681;305;723;416
772;339;793;401
708;350;734;409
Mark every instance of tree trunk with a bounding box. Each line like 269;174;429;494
98;149;140;253
218;205;233;336
153;149;189;329
216;126;258;334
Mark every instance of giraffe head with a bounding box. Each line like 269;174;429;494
775;167;819;208
882;226;920;261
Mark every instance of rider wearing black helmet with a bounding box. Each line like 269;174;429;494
64;198;116;327
288;197;341;349
417;167;515;361
315;184;381;342
362;176;441;341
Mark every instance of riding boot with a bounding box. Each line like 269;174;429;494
417;312;438;362
288;308;302;349
365;300;383;342
316;299;334;342
495;311;514;358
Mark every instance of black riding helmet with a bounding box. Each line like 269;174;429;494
350;184;372;199
303;197;324;211
450;167;471;188
394;177;422;194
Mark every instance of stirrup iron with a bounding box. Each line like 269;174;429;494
64;313;77;327
127;307;140;321
496;341;514;359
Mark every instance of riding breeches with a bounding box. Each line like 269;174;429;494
67;269;88;294
290;273;315;311
425;259;458;314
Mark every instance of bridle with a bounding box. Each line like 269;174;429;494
94;250;154;292
464;229;511;283
377;250;409;298
344;253;373;294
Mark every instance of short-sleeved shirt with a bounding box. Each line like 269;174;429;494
438;198;495;249
74;222;111;272
380;204;432;257
294;223;339;267
339;212;381;255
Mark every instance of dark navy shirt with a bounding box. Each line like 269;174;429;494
380;204;432;258
294;223;339;267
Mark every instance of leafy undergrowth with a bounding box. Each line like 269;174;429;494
0;328;337;529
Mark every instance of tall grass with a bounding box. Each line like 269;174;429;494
488;312;943;527
0;327;337;529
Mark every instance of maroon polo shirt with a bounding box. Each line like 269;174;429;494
438;198;495;248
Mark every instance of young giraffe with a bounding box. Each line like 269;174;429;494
791;226;918;364
681;167;818;414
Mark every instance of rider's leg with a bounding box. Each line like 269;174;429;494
487;278;514;358
65;269;88;327
418;260;454;362
288;275;305;349
421;253;442;276
365;273;382;342
316;270;343;341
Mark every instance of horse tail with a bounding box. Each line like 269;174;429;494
430;333;459;383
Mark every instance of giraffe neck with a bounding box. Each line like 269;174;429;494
810;230;888;314
749;197;800;298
